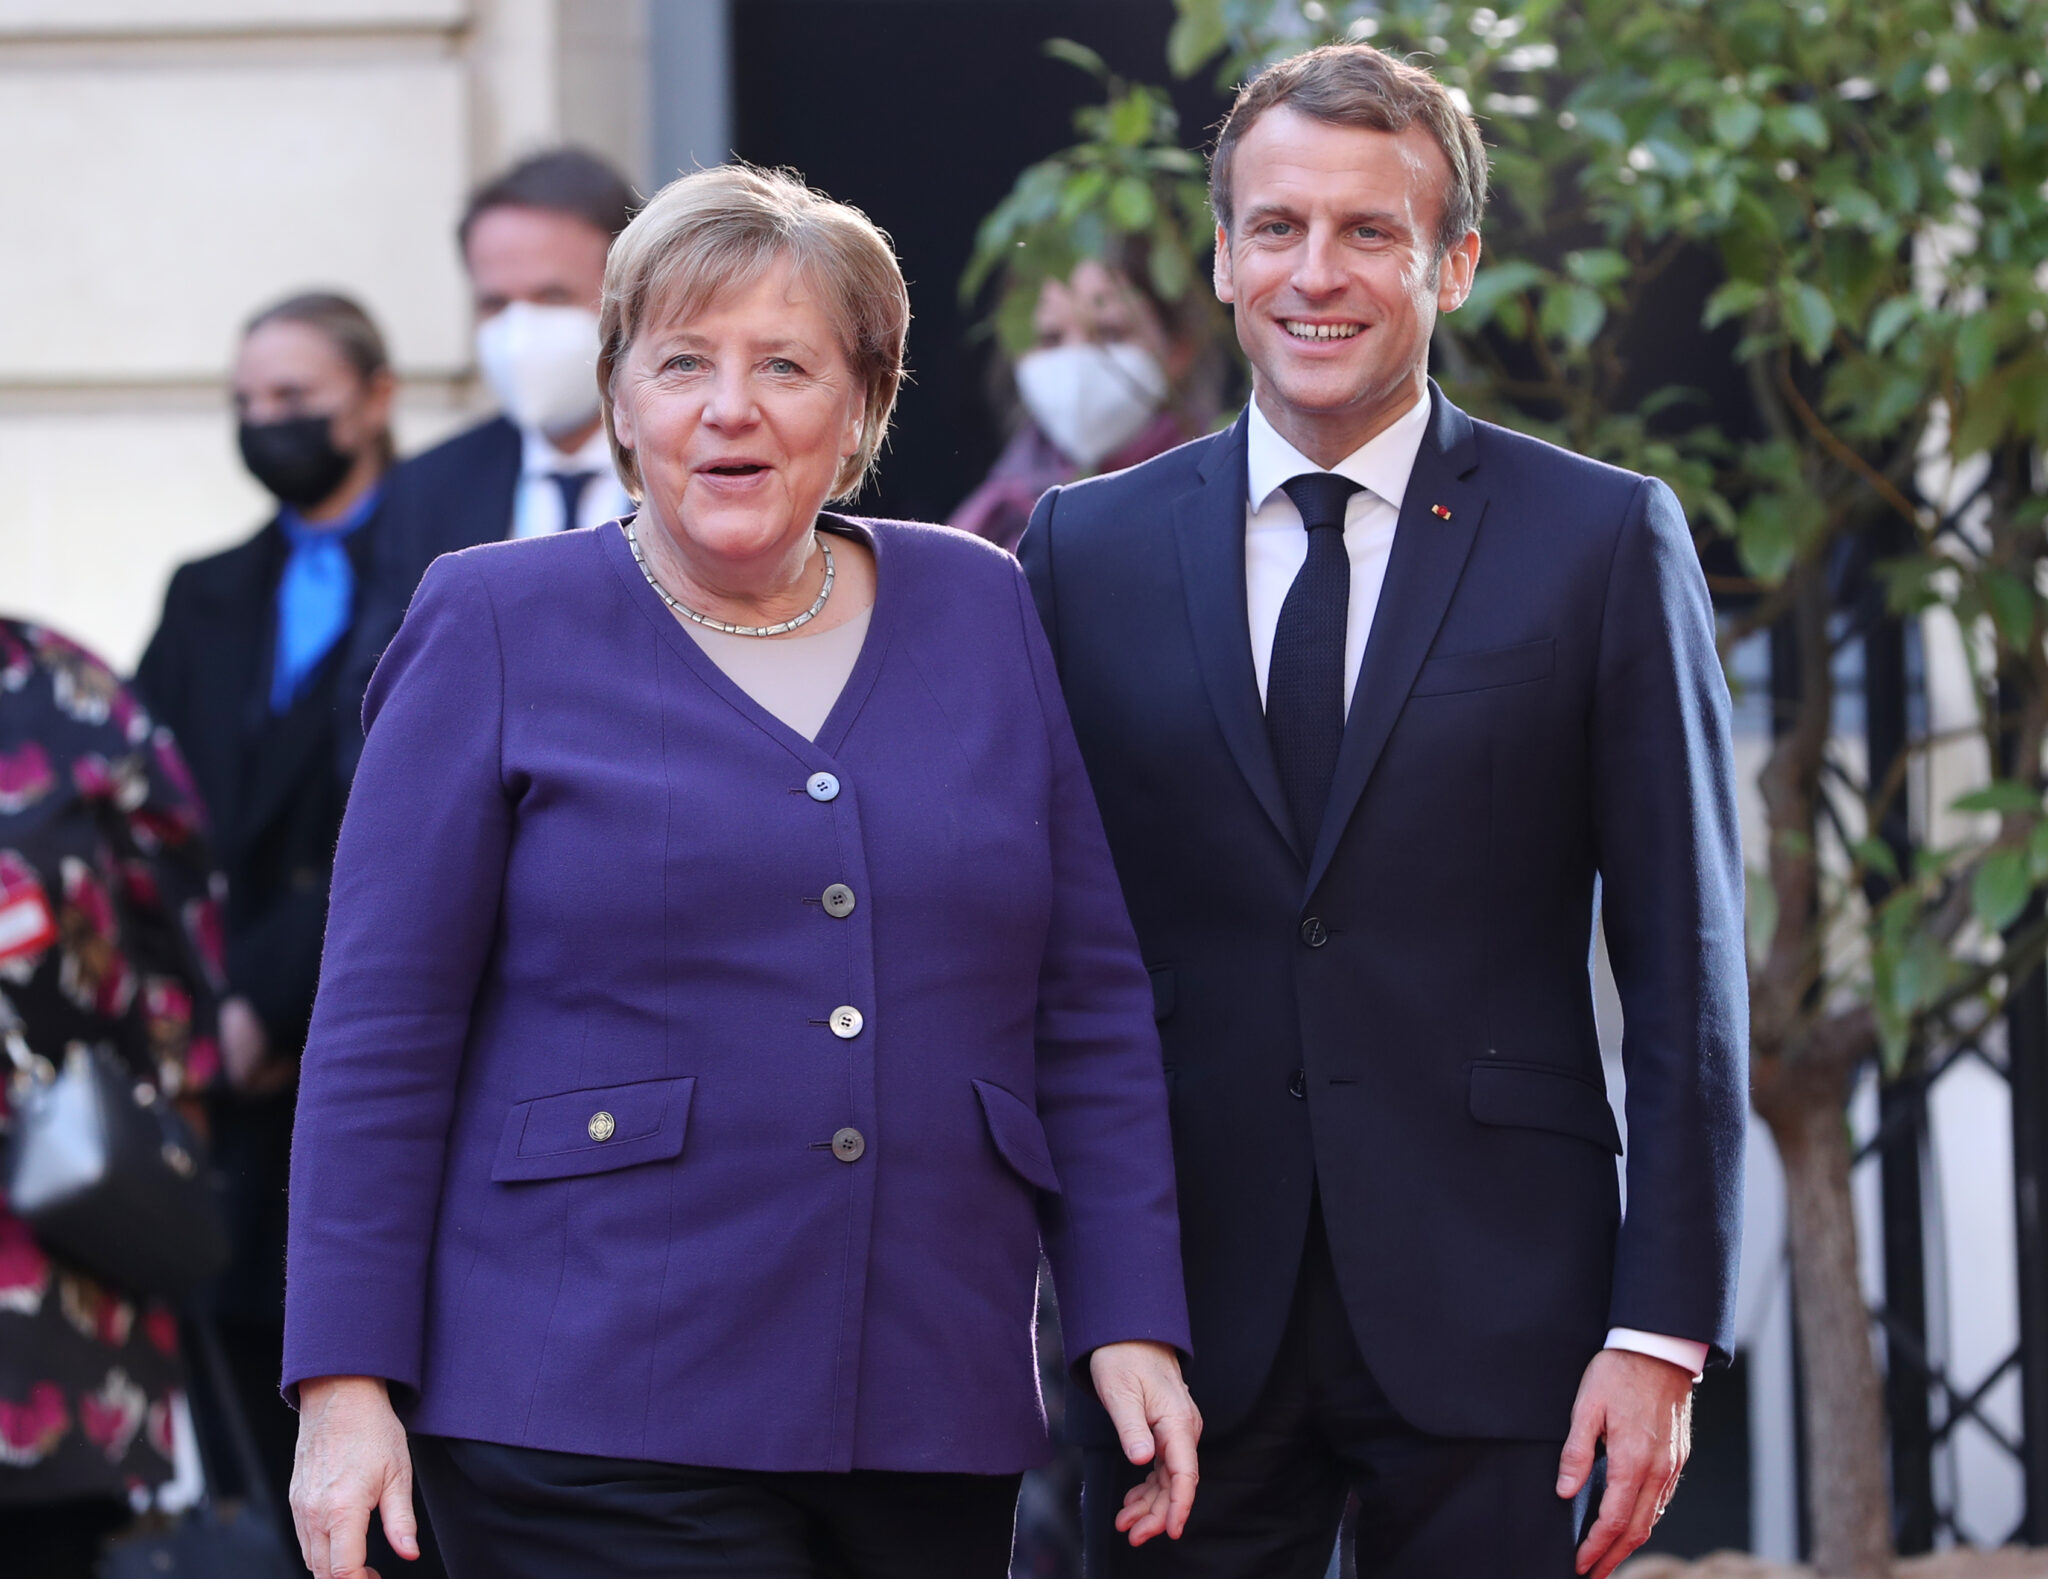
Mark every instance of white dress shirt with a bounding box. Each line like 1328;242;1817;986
510;423;633;539
1244;392;1422;715
1241;389;1709;1382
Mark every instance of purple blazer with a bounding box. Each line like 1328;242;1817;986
283;517;1188;1474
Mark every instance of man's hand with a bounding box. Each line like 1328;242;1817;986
1090;1339;1202;1546
291;1375;419;1579
1557;1349;1694;1579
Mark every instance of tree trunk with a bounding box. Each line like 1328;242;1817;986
1766;1088;1896;1578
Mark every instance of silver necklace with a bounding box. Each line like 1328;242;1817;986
627;519;835;637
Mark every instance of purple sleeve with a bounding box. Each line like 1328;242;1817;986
283;554;512;1399
1009;566;1192;1362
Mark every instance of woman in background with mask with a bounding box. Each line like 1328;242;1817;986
950;252;1220;555
134;291;441;1578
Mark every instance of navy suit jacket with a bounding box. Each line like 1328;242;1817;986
137;512;380;1319
336;415;520;778
1020;388;1747;1441
284;517;1188;1473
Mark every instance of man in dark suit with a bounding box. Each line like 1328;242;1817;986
1020;45;1747;1579
338;148;637;771
136;290;445;1578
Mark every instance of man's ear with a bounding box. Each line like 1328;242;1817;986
1436;230;1482;313
1212;222;1235;305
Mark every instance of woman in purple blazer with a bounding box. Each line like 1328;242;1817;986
282;167;1197;1579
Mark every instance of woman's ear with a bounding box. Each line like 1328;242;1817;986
610;377;637;452
362;368;398;436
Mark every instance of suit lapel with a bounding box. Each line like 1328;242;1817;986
1171;416;1300;861
233;512;379;855
476;418;522;546
1304;388;1487;897
182;524;286;850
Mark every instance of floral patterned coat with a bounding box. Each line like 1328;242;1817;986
0;618;224;1507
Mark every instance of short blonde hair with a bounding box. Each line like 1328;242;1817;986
598;164;910;501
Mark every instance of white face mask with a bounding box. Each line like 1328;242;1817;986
1014;342;1168;471
475;302;602;439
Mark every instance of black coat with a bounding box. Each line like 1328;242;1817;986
134;507;382;1317
335;416;520;779
1020;390;1749;1443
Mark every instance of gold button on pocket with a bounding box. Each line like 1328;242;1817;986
588;1111;616;1142
822;884;856;919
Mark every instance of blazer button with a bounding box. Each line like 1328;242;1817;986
832;1127;866;1162
822;883;857;918
1288;1070;1307;1100
588;1110;616;1141
829;1006;864;1039
807;772;841;802
1300;917;1329;948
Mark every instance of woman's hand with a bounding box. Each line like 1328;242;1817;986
1089;1339;1202;1546
291;1375;419;1579
219;995;294;1095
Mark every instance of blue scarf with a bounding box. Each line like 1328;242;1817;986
270;486;380;714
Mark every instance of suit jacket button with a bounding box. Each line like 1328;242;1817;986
807;772;841;802
1288;1070;1307;1100
588;1111;616;1141
1300;917;1329;947
832;1127;866;1162
830;1006;864;1039
822;883;857;918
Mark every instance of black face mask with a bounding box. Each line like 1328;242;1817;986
238;416;354;509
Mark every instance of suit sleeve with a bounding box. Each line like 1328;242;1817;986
1009;559;1191;1364
1591;478;1748;1365
282;552;513;1400
1017;486;1061;663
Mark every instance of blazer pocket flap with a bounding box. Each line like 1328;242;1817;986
1412;638;1554;697
973;1079;1062;1194
491;1076;696;1183
1468;1062;1621;1154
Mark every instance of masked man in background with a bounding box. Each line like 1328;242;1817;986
337;148;637;771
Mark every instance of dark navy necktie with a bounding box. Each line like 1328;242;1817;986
1266;471;1363;849
552;470;599;532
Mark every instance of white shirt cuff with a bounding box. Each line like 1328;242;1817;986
1604;1328;1708;1380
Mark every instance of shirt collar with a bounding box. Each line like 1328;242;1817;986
520;422;616;478
279;481;382;545
1245;386;1433;516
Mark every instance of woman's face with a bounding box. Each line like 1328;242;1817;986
611;254;866;572
1032;260;1171;365
232;320;387;460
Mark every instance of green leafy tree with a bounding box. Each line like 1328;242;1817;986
986;1;2048;1571
962;42;1221;359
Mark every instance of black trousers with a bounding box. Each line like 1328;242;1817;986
413;1434;1021;1579
1083;1205;1590;1579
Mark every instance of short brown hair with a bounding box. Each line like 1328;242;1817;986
597;164;910;502
1210;44;1488;261
242;290;395;466
459;147;638;254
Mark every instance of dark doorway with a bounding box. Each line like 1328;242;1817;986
732;0;1231;524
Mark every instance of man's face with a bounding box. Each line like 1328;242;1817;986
464;204;610;320
1214;107;1478;462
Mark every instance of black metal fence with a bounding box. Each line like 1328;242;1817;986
1843;503;2048;1551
